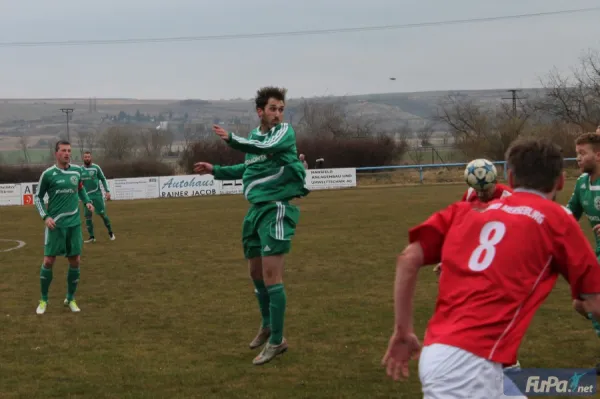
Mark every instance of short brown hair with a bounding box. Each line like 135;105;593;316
255;86;287;110
55;140;70;152
84;150;92;155
575;132;600;150
505;137;563;193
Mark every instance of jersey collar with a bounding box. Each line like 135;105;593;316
513;188;548;199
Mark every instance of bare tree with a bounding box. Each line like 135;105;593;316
436;94;531;161
76;129;90;159
296;97;380;138
535;50;600;130
138;128;171;159
19;134;30;164
98;126;139;161
416;122;435;147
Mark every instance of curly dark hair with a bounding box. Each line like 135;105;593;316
254;86;287;110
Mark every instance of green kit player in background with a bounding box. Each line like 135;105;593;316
567;133;600;349
35;140;94;315
81;151;115;242
193;86;309;365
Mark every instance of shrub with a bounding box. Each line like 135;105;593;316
296;135;408;169
179;139;245;174
178;135;406;173
0;164;49;183
99;159;175;179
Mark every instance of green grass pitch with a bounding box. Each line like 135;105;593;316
0;182;599;398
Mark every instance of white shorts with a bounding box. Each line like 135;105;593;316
418;344;526;399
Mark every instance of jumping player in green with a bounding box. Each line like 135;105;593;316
35;140;94;315
81;151;115;243
193;86;309;365
567;132;600;340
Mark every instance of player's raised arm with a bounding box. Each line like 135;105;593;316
553;213;600;319
227;123;295;155
34;170;50;220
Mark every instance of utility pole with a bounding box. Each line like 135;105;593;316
501;89;525;117
60;108;74;141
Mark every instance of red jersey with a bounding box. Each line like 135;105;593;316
462;183;513;202
409;189;600;365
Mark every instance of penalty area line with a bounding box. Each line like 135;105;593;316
0;239;26;252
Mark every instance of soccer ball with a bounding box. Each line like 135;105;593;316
464;158;497;191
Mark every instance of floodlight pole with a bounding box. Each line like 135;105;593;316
60;108;74;141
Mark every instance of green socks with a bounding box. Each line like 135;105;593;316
67;267;80;302
267;283;286;345
85;217;95;237
101;215;112;233
253;280;270;329
86;215;113;237
40;265;53;301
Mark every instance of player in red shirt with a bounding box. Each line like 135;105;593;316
433;169;513;279
382;138;600;398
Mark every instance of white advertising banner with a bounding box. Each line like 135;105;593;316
0;184;22;206
111;177;159;201
158;175;220;198
306;168;357;190
21;182;48;205
220;179;244;195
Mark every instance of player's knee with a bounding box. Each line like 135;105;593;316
67;256;80;268
43;257;56;268
261;254;285;285
248;257;263;280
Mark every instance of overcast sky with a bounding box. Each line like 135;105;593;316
1;0;600;100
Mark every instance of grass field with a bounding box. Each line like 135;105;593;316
1;182;600;398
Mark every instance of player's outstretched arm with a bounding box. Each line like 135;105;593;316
227;123;295;155
194;161;246;180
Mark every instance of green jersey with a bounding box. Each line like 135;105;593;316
566;173;600;254
212;123;309;204
35;164;92;228
80;163;110;196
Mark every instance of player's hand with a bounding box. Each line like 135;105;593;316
433;263;442;280
381;331;421;381
193;162;214;175
86;203;94;212
45;217;56;230
212;125;230;141
593;225;600;237
105;192;111;201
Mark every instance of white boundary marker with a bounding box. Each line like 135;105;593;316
0;239;26;252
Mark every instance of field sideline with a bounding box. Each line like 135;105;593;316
1;182;599;398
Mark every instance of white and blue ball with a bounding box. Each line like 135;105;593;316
464;158;497;191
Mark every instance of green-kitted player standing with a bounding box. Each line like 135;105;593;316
567;133;600;344
35;140;94;315
81;151;115;242
194;87;309;365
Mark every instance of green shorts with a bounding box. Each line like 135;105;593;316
242;201;300;259
44;224;83;257
85;194;106;216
